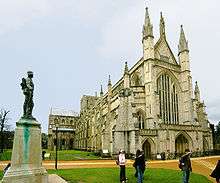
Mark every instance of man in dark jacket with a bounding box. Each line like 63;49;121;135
180;149;192;183
133;149;146;183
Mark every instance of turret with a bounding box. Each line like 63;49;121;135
142;7;154;60
194;81;200;101
178;25;193;123
178;25;190;71
123;62;130;88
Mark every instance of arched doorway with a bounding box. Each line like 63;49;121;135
142;140;151;159
175;134;189;154
69;138;74;150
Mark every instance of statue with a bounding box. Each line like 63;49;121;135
2;71;48;183
20;71;35;119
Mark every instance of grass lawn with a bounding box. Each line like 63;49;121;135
0;149;101;161
0;150;12;161
48;168;212;183
46;150;101;160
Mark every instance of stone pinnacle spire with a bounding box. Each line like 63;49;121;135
195;81;199;91
108;75;112;86
178;25;189;55
160;12;166;37
143;7;153;38
144;7;150;25
124;62;129;75
194;81;200;101
100;84;103;96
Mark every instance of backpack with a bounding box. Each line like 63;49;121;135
178;157;184;169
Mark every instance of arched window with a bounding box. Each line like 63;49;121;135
62;119;65;124
54;118;58;124
157;73;179;124
137;111;145;129
131;73;142;86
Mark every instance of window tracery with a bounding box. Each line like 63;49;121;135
157;73;179;124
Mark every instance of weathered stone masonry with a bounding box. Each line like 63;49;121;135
48;8;213;158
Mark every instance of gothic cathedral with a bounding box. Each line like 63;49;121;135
49;7;213;158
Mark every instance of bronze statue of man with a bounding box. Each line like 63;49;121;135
20;71;35;119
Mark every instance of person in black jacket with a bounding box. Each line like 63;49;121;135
133;149;146;183
210;160;220;183
180;149;192;183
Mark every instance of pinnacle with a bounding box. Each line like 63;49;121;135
100;85;103;95
143;7;153;38
160;12;165;37
124;62;129;75
108;75;112;86
178;25;189;54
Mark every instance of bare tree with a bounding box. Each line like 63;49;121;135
0;109;10;153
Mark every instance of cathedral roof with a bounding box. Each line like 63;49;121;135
50;108;79;117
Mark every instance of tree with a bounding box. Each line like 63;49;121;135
213;121;220;150
41;133;48;149
0;109;10;153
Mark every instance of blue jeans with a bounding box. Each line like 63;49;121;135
137;166;143;183
182;170;190;183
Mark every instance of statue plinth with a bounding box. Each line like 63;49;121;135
2;118;48;183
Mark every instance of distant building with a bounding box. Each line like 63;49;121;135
48;108;79;150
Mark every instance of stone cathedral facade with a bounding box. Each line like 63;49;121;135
49;8;213;158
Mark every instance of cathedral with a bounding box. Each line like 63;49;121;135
48;8;213;158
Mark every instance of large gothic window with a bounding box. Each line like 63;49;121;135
157;74;179;124
137;111;145;129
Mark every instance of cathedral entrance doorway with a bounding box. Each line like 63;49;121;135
175;134;189;154
142;140;151;159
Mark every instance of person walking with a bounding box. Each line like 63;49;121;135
133;149;146;183
180;149;192;183
116;150;126;183
210;160;220;183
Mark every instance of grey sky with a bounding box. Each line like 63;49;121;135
0;0;219;133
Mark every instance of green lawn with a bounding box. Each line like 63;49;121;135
0;150;12;161
0;149;101;161
46;150;101;160
48;168;211;183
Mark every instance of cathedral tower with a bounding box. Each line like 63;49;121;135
143;8;155;128
178;25;193;123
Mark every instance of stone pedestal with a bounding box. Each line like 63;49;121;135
2;118;48;183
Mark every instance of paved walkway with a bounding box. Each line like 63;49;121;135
1;156;219;182
48;174;67;183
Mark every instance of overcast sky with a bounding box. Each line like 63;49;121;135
0;0;219;133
